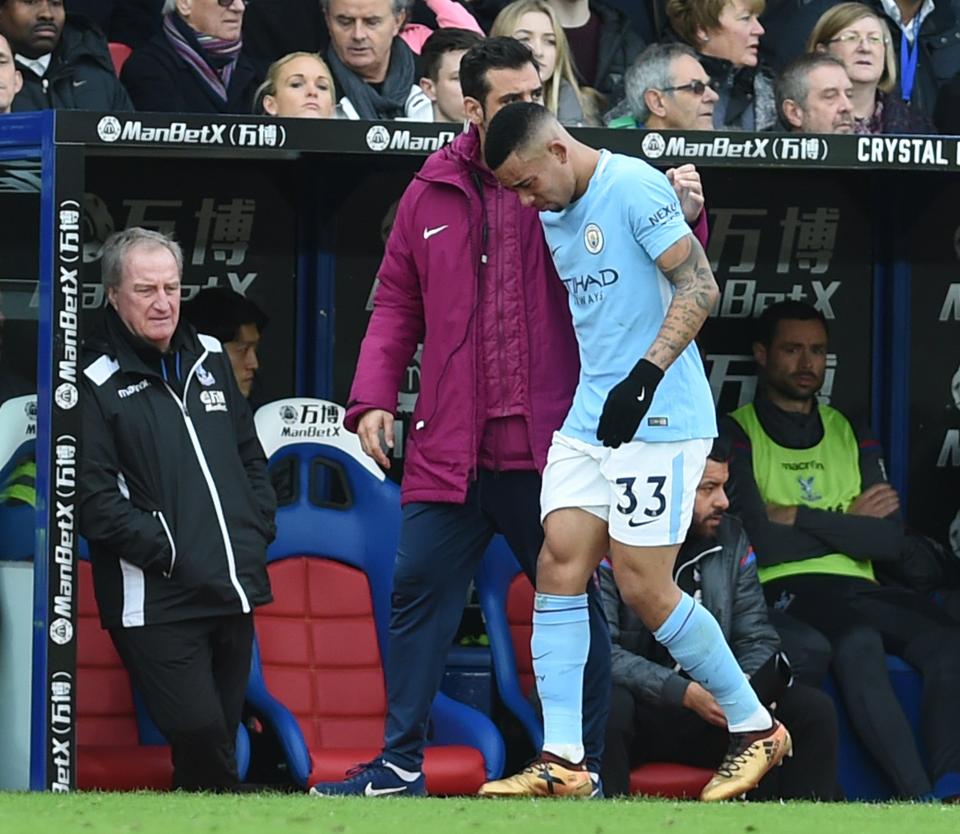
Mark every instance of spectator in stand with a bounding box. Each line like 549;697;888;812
323;0;433;119
862;0;960;129
808;2;935;133
664;0;776;130
492;0;601;125
255;52;337;117
418;27;483;122
242;1;483;76
0;0;132;111
121;0;258;115
0;32;22;112
69;0;164;48
724;300;960;801
608;42;718;129
541;0;645;108
181;287;267;400
776;53;855;133
600;435;838;800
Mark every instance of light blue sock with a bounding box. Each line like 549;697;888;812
532;592;589;762
653;592;770;731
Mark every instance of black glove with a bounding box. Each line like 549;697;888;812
596;359;664;448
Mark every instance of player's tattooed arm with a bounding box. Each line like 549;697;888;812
645;233;719;371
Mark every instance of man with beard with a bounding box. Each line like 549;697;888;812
724;300;960;801
599;434;838;800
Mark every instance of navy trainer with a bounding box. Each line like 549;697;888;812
309;759;426;797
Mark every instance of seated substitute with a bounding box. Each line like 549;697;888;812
608;43;718;130
122;0;259;115
0;0;132;111
418;27;483;123
181;287;266;400
724;299;960;801
0;31;22;113
601;435;838;800
776;52;854;134
79;228;276;792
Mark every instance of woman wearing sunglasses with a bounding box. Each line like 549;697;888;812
122;0;259;114
663;0;776;131
807;2;934;135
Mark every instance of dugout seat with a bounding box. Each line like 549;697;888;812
247;398;505;794
77;561;250;790
108;42;132;76
475;538;712;798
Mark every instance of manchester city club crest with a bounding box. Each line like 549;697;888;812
584;223;604;255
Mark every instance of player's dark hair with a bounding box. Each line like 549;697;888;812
483;101;554;171
707;430;733;464
181;287;268;344
420;27;484;83
753;300;829;348
459;36;538;110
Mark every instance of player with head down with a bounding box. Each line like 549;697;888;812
477;102;792;801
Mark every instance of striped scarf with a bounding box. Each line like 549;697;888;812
162;13;242;102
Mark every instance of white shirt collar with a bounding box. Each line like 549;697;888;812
878;0;936;43
15;52;51;77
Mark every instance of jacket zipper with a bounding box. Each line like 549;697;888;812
673;544;722;583
494;185;510;471
162;351;251;613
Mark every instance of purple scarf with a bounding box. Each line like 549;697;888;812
163;13;242;102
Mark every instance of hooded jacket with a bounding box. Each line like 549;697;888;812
80;307;275;629
10;14;133;112
600;515;780;708
345;125;580;505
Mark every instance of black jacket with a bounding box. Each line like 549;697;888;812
865;0;960;122
10;15;133;112
121;24;259;114
591;0;647;105
600;516;780;708
68;0;164;49
79;307;275;629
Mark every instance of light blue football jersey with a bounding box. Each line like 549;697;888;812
540;150;717;444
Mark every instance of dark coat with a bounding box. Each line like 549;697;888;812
591;0;648;105
80;307;275;628
121;26;259;115
10;15;133;112
67;0;164;48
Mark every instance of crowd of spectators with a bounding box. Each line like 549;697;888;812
0;0;958;135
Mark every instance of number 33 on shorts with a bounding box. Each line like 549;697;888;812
615;476;666;527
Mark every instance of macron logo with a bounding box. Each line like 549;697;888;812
422;225;448;240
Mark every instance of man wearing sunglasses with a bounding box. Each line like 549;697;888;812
610;43;719;132
0;0;132;111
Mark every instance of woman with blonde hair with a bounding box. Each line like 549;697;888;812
807;2;933;135
255;52;337;118
664;0;775;130
491;0;600;126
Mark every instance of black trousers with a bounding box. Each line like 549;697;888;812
110;613;254;791
601;681;838;799
766;575;960;797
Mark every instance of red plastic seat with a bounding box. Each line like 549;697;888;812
256;556;486;794
108;42;132;76
77;560;172;790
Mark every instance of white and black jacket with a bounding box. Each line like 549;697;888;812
79;307;275;629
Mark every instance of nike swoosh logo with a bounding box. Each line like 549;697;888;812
364;783;407;796
532;653;548;661
550;245;561;257
423;224;448;240
72;80;87;87
636;389;646;403
627;518;657;528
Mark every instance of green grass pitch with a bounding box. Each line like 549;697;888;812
0;794;956;834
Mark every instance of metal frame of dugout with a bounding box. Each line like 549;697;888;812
1;109;957;792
